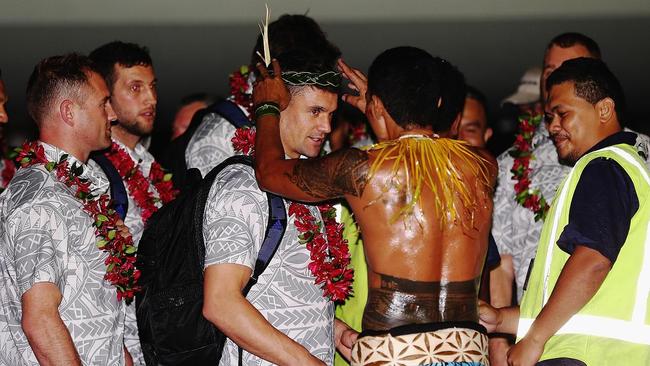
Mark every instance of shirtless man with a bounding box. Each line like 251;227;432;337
253;47;497;365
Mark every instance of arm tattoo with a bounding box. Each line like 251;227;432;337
287;148;369;199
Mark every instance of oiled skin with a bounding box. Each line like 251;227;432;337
342;144;496;331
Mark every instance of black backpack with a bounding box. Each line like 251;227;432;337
135;155;287;365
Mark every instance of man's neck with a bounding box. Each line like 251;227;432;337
390;127;437;140
39;135;89;163
111;125;141;150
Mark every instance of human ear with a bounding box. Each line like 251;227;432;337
368;95;389;141
484;127;494;143
59;99;76;127
449;113;461;138
596;98;615;124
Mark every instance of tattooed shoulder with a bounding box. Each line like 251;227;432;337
288;148;369;199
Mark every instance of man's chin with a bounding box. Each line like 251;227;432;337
558;152;579;166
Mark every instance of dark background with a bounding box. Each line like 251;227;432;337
2;15;649;155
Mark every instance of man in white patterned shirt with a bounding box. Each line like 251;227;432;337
0;54;130;365
201;47;357;364
89;41;169;365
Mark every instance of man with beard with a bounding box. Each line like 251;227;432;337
90;41;177;366
480;57;650;366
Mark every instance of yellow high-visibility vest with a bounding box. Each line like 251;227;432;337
518;143;650;365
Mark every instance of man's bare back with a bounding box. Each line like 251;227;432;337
348;137;495;330
284;133;496;330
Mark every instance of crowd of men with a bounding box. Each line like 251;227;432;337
0;13;649;366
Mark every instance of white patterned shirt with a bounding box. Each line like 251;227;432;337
203;163;335;366
0;142;126;365
491;124;650;302
92;139;161;365
185;106;248;177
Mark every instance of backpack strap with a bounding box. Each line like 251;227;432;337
200;155;287;366
90;152;129;220
198;155;287;290
211;99;252;129
242;191;287;294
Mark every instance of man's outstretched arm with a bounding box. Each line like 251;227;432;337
253;60;369;202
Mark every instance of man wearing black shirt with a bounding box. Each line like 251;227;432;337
479;58;650;365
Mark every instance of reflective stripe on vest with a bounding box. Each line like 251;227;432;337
520;145;650;344
518;315;650;345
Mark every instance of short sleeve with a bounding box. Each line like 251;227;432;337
556;158;638;263
203;165;268;270
8;203;69;296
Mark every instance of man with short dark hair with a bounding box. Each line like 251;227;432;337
480;57;650;366
90;41;176;365
185;14;341;177
489;32;650;365
201;48;356;365
0;54;133;365
253;47;497;365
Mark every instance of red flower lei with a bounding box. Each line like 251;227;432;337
229;65;254;117
14;142;140;303
290;202;353;302
509;113;550;221
231;127;353;302
104;142;178;223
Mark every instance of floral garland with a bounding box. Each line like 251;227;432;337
231;127;353;302
229;65;254;117
14;142;139;303
104;142;178;223
290;203;353;302
509;113;550;221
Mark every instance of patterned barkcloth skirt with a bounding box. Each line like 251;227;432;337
350;321;489;366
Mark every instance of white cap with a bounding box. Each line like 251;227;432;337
501;67;542;106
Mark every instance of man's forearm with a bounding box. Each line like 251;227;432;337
22;283;81;366
205;291;322;366
23;306;80;365
254;113;286;184
489;255;514;309
524;245;611;344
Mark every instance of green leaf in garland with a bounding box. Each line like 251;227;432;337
125;246;137;254
44;162;56;171
96;239;108;249
163;173;173;182
107;229;116;240
97;214;109;222
515;191;528;205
